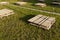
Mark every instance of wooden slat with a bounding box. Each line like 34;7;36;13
28;15;43;22
38;17;49;25
41;17;55;30
34;16;47;24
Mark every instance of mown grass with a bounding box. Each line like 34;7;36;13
1;0;60;13
0;0;18;2
13;2;60;13
0;4;60;40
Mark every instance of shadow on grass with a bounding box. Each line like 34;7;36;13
46;3;60;8
19;14;35;23
12;2;24;6
22;0;38;3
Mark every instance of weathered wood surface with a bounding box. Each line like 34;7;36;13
34;16;47;24
28;15;43;22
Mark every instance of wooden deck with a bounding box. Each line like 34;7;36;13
28;15;55;30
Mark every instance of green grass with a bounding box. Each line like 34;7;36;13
0;0;60;40
12;2;60;13
0;4;60;40
1;0;60;13
0;0;18;2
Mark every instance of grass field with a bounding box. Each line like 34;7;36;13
16;3;60;13
0;0;60;40
0;0;18;2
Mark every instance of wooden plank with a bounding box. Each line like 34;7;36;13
41;17;55;30
33;16;47;24
38;17;49;25
28;15;43;22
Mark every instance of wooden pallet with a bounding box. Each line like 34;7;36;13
0;9;14;18
28;15;55;30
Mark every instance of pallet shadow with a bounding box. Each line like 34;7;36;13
19;14;35;23
21;0;38;3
